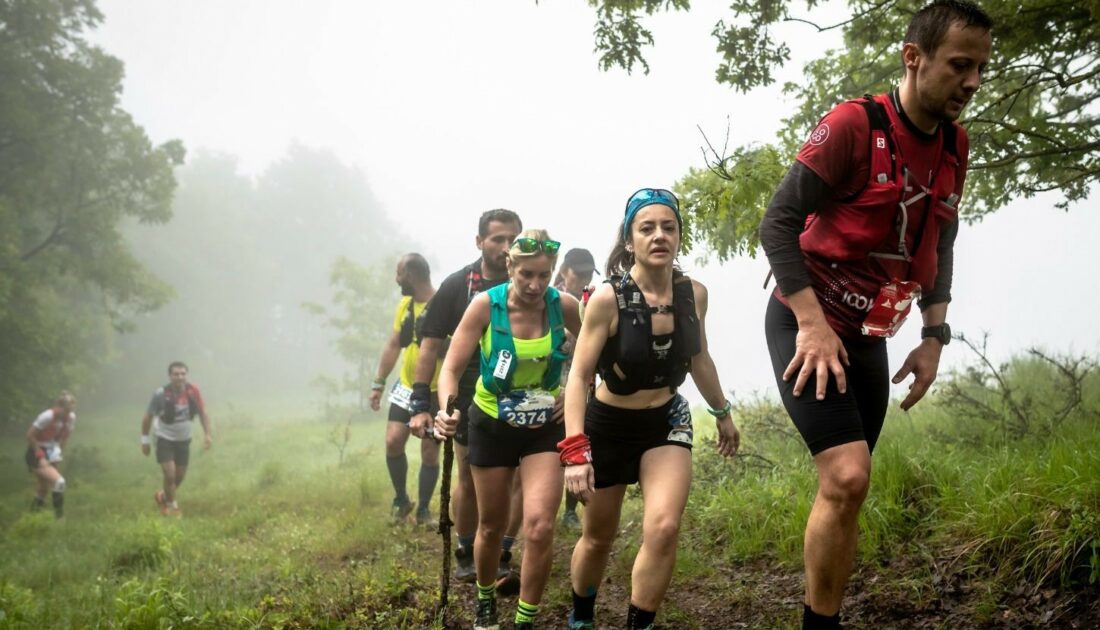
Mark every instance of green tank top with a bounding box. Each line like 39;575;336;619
473;283;566;423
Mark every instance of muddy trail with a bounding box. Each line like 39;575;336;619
386;516;1098;629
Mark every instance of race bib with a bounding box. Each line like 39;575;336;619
499;390;556;429
861;280;921;338
666;395;694;445
46;445;63;463
388;382;413;411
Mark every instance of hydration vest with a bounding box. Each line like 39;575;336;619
479;283;568;395
598;272;701;394
37;407;73;442
159;384;201;424
798;93;962;291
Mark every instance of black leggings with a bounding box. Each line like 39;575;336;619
765;295;890;455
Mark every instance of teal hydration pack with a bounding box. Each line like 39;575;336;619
479;283;568;395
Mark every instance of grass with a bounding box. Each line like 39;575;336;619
1;355;1098;627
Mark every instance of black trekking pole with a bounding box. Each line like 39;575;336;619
436;394;457;622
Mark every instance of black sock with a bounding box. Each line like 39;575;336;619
385;454;409;504
626;603;655;629
51;491;64;518
565;491;578;512
417;464;439;510
572;589;596;621
803;604;841;630
31;495;46;511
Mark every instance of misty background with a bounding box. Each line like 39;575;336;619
85;0;1099;410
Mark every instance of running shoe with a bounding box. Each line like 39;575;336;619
560;510;580;530
473;597;499;630
415;506;432;526
155;490;170;516
454;545;476;583
391;498;415;523
512;622;533;630
567;610;595;629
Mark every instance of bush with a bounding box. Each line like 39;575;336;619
0;580;40;628
111;578;212;629
110;519;179;573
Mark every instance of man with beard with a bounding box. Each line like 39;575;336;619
409;209;524;585
369;253;440;525
759;2;992;627
141;361;213;516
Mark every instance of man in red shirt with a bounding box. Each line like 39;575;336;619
759;2;993;627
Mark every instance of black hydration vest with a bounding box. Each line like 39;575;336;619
597;272;701;395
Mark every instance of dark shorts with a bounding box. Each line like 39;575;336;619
467;403;565;468
24;447;45;471
765;295;890;455
388;398;440;425
155;438;192;466
585;395;693;488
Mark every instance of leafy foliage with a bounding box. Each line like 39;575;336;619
0;0;183;421
578;0;1100;258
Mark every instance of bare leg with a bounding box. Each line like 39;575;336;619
630;446;692;611
471;465;514;586
453;443;479;539
569;484;628;595
804;441;871;615
160;460;178;503
515;452;563;604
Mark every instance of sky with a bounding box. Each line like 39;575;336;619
91;0;1099;404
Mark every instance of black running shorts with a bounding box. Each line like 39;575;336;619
765;295;890;455
155;438;192;466
585;395;694;488
467;403;564;468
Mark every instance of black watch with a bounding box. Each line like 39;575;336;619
921;323;951;345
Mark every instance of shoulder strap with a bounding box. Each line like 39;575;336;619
541;287;567;390
480;283;518;394
942;121;958;157
859;94;898;180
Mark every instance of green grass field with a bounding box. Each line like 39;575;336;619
1;360;1098;628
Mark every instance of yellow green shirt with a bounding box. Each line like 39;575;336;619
393;296;441;390
473;326;559;419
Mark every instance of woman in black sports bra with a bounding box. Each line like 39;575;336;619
557;188;740;630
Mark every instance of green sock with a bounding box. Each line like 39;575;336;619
476;581;496;601
515;599;539;624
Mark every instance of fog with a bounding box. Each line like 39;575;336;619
88;0;1099;407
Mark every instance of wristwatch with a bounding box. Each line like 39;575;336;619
921;323;952;345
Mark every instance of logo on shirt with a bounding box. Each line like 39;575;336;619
809;123;830;146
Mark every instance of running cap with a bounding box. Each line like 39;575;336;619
623;188;682;240
561;248;598;275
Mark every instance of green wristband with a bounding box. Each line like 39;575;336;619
706;400;732;417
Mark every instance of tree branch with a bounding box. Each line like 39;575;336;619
782;0;897;33
970;140;1100;170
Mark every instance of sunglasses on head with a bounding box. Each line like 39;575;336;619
512;237;561;256
626;188;679;214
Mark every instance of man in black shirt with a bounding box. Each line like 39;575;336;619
409;209;524;584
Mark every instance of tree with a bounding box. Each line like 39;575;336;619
0;0;184;421
304;257;396;413
578;0;1099;259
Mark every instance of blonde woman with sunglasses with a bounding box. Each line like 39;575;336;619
435;229;583;630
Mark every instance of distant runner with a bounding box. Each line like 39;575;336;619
25;391;77;519
140;361;213;516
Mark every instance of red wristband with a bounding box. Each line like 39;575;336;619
557;434;593;466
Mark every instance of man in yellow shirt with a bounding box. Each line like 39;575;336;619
369;253;441;525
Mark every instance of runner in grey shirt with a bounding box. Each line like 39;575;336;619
140;361;212;516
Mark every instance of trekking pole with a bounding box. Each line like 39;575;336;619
436;394;457;622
